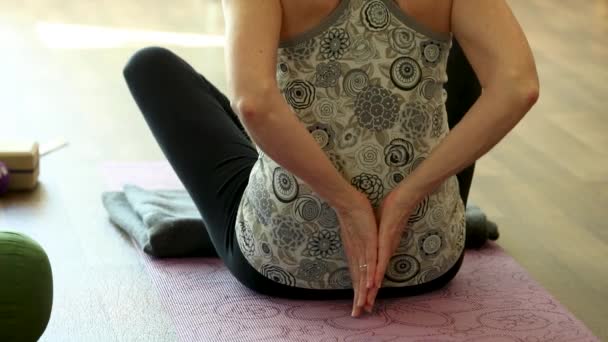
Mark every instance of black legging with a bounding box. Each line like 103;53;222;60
122;44;476;300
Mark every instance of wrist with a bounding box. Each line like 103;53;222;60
330;183;367;214
394;177;429;209
401;157;448;203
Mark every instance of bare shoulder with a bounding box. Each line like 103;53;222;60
393;0;453;35
279;0;341;40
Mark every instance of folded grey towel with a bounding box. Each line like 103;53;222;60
465;203;499;249
102;185;498;258
102;185;217;258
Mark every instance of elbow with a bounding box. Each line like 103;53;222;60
232;85;278;122
233;97;260;121
518;76;540;110
493;69;540;113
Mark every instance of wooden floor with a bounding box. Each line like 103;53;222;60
0;0;606;340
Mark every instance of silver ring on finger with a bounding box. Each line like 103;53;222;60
359;264;368;270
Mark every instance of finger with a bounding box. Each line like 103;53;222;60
366;284;380;310
357;262;367;309
375;249;391;287
366;250;384;312
366;238;377;289
367;246;379;308
350;259;361;317
376;240;392;287
351;281;359;317
352;277;364;317
364;240;377;312
375;230;391;287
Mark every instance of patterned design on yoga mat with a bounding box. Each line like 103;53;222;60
101;162;600;342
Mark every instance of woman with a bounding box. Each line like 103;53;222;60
123;0;539;318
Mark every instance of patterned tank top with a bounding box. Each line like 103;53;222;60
234;0;465;289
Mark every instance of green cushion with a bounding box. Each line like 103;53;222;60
0;232;53;342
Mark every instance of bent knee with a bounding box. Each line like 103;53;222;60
123;46;179;81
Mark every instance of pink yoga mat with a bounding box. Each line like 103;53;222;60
101;161;599;342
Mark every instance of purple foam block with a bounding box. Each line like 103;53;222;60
0;161;10;195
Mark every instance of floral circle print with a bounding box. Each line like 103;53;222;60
318;203;340;229
284;80;316;110
350;37;377;62
276;62;290;81
343;69;369;97
354;85;403;131
248;175;274;225
260;241;273;259
293;195;322;222
385;254;420;283
336;125;362;149
426;203;447;228
303;229;342;259
408;196;429;225
314;61;342;88
328;267;352;289
307;122;335;150
327;152;346;173
420;40;443;67
390;57;422;90
351;173;384;207
384;138;415;167
418;78;441;102
261;264;296;286
253;194;274;226
431;105;444;138
401;102;431;140
385;170;405;188
399;228;415;250
361;0;391;32
238;221;256;257
320;27;351;60
296;259;332;282
356;143;382;170
272;167;299;203
454;222;465;251
418;265;443;283
284;39;317;61
388;27;416;54
314;98;337;122
271;215;306;251
409;156;426;173
418;230;444;257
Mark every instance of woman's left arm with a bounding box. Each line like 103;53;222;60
369;0;540;302
223;0;380;316
221;0;359;211
393;0;540;204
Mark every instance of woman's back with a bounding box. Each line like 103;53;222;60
234;0;465;289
